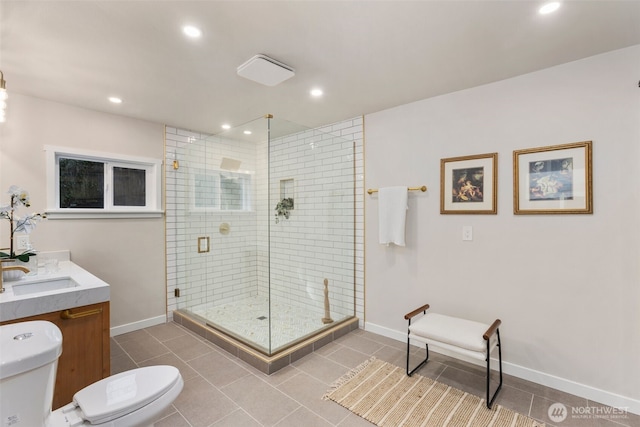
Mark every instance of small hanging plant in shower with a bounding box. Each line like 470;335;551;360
274;198;294;224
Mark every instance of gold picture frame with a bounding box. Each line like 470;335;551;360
440;152;498;214
513;141;592;214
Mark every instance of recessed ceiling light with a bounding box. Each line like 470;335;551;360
221;124;231;130
539;2;560;14
108;97;122;104
183;25;202;38
310;88;323;97
243;130;252;135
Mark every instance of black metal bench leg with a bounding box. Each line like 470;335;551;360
406;317;429;376
407;339;429;376
486;329;503;408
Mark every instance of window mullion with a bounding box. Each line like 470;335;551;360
217;172;223;210
54;155;62;209
105;162;113;209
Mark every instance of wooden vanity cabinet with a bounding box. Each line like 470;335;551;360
1;301;110;410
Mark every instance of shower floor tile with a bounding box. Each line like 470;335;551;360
190;296;334;351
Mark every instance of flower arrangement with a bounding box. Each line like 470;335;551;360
0;186;46;261
274;197;294;224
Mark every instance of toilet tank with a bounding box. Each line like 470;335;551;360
0;321;63;427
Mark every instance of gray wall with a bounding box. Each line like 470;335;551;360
0;95;166;332
364;45;640;411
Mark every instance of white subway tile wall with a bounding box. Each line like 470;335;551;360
165;117;364;347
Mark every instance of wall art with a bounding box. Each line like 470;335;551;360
440;152;498;214
513;141;592;214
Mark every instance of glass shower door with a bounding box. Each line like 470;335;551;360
267;117;356;353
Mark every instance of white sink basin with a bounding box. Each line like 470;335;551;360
0;256;111;323
12;277;80;296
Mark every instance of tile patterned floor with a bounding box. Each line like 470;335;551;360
111;323;639;427
189;296;336;352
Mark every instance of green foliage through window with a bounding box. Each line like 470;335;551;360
59;158;104;208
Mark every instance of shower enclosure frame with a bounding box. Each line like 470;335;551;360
164;115;364;365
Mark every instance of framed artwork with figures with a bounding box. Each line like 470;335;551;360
513;141;592;214
440;152;497;214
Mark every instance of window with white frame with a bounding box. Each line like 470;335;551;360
45;146;163;218
191;169;252;212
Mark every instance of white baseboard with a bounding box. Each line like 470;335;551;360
365;321;640;416
110;314;167;337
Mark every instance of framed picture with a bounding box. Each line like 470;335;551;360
513;141;592;214
440;152;498;214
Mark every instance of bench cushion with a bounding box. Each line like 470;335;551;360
409;313;489;354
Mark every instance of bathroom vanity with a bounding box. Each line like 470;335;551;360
0;253;110;409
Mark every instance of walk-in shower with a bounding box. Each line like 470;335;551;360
166;115;359;366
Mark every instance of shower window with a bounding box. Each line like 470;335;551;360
191;169;252;211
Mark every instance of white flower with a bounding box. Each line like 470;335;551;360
0;204;10;219
1;186;45;259
8;185;30;208
13;213;43;234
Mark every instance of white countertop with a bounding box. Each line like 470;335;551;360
0;254;110;322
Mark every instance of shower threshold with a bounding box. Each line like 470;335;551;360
173;310;359;374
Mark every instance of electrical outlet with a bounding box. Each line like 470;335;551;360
462;226;473;241
16;235;30;250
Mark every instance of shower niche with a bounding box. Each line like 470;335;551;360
279;178;294;209
169;115;358;371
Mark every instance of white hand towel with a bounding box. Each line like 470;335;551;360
378;186;408;246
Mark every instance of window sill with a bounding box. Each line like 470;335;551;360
45;210;164;220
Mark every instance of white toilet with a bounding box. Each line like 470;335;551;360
0;320;183;426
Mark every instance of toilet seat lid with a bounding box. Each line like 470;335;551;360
73;365;181;424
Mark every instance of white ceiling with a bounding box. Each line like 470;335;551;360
1;1;639;135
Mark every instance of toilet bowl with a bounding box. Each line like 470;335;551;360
0;321;183;427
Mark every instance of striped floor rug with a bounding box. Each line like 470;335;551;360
323;358;545;427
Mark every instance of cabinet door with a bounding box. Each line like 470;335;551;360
1;302;110;409
54;302;110;409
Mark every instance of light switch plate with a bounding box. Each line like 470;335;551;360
462;226;473;241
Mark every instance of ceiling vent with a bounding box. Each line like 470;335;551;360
237;54;295;87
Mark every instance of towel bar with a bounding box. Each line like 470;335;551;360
367;185;427;195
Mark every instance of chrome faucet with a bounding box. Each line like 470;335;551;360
0;259;30;293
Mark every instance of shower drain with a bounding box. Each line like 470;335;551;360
256;316;268;320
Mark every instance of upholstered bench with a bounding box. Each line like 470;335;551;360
404;304;503;408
